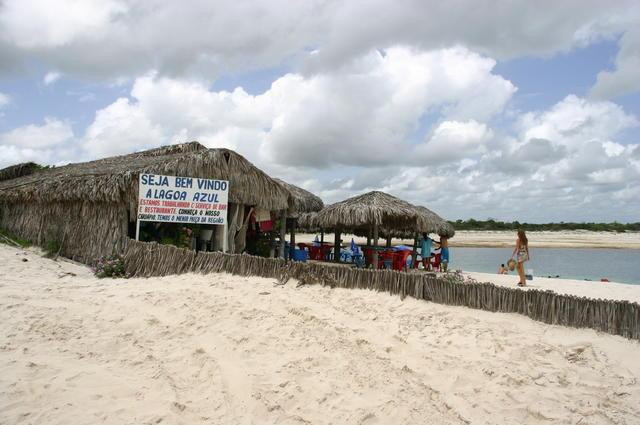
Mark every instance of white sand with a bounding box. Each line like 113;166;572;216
294;230;640;249
2;245;640;424
462;272;640;303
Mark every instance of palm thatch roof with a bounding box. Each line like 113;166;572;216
415;206;456;238
0;142;289;211
296;211;321;230
0;162;42;182
274;178;323;216
298;191;454;237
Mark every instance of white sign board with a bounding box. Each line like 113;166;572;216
137;173;229;225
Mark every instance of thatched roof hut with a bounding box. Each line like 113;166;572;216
274;178;323;216
0;142;291;262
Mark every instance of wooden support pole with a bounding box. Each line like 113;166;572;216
290;218;296;260
372;222;379;269
222;221;228;253
279;210;286;259
411;233;418;269
367;226;371;247
386;234;391;248
320;229;324;244
334;229;341;263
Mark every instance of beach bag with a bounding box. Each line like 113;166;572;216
507;259;516;271
525;269;533;280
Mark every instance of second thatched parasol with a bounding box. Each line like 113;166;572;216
306;191;453;267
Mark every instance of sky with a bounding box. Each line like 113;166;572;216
0;0;639;223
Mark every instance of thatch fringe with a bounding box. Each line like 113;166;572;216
123;239;639;340
300;191;455;238
274;178;324;216
0;162;42;182
1;201;128;262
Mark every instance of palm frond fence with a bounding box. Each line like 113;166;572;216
123;238;639;340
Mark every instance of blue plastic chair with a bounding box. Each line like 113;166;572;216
353;253;365;268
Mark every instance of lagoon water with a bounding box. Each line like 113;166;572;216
448;247;640;285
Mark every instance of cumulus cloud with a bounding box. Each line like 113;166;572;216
74;47;514;168
0;0;125;48
0;92;9;108
262;47;514;167
43;71;62;85
415;120;493;163
590;26;640;99
83;97;164;157
339;94;639;222
0;117;73;149
0;118;77;167
0;92;10;107
518;95;637;149
78;65;635;221
0;35;638;221
0;0;638;86
483;95;638;183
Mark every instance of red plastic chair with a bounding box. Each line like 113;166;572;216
309;246;323;260
379;250;394;269
392;250;412;271
320;244;334;261
363;247;376;266
430;253;442;271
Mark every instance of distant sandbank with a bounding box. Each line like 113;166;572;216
295;230;640;249
449;230;640;249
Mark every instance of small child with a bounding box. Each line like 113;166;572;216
498;263;508;274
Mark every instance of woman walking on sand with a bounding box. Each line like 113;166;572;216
511;229;530;287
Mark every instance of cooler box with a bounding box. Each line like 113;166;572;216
292;249;308;262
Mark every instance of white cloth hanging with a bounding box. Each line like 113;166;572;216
254;207;271;222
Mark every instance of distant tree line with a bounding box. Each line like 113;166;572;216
449;219;640;232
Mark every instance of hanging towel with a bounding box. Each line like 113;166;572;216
254;208;271;222
259;220;274;232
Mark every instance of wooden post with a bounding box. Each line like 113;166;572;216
386;234;391;248
290;218;296;260
320;229;324;244
372;222;378;269
222;221;228;253
367;226;371;247
334;229;341;263
411;233;418;269
279;210;286;259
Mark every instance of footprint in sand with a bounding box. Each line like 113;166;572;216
359;412;379;424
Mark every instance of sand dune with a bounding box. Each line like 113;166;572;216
1;245;640;424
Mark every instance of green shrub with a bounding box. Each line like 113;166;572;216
0;227;32;248
93;254;129;278
43;238;61;257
